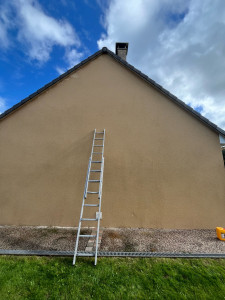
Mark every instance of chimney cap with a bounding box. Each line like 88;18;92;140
115;42;129;55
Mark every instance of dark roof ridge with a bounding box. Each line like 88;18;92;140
1;47;225;137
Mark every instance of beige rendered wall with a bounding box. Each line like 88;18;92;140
0;54;225;229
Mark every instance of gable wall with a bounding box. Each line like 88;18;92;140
0;54;225;228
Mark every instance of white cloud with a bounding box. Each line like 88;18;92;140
55;48;84;75
0;97;7;114
98;0;225;129
55;66;66;75
0;0;80;63
65;48;83;68
0;3;12;48
15;0;79;62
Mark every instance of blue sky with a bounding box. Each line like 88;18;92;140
0;0;107;111
0;0;225;129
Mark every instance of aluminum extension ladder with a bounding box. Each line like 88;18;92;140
73;129;105;265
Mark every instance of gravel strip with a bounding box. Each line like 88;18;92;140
0;226;90;251
0;226;225;254
100;228;225;253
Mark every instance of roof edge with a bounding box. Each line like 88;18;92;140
1;47;225;138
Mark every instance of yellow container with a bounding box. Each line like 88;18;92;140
216;227;225;241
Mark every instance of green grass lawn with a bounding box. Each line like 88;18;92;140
0;256;225;299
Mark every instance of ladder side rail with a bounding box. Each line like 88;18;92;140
73;197;84;265
73;156;93;265
91;129;97;158
95;157;104;265
100;156;104;201
94;203;101;265
98;156;104;199
98;129;105;199
98;129;105;198
95;194;101;265
101;129;105;156
73;193;85;265
85;129;96;198
84;157;91;198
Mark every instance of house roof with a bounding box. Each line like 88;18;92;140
1;47;225;137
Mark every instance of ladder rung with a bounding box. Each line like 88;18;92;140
79;235;96;238
96;132;104;134
92;152;103;154
87;191;99;194
94;138;104;140
93;145;103;147
81;218;98;221
84;204;99;207
90;170;101;172
88;180;100;182
92;161;102;163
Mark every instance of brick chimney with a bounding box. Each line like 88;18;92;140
115;42;129;61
